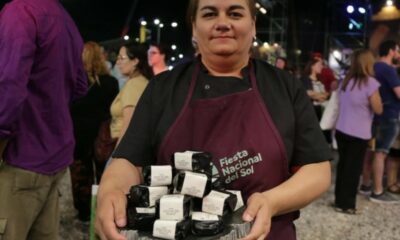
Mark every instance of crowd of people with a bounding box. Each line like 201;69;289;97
0;0;399;239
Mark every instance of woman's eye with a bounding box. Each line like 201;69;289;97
202;12;217;18
229;12;243;18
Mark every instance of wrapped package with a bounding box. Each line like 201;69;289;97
156;194;191;221
152;219;191;240
126;205;156;231
226;190;244;211
143;165;173;186
211;177;227;191
173;151;212;175
202;190;237;216
191;211;224;236
175;171;211;198
128;185;169;207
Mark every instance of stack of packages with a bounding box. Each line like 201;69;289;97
122;151;245;240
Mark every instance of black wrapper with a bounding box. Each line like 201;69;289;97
202;190;238;216
152;219;191;240
173;151;212;175
143;165;173;186
155;194;192;221
191;212;224;236
128;185;169;207
211;177;227;190
175;171;211;198
126;204;156;231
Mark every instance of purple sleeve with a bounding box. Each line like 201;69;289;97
0;4;36;139
367;77;381;97
72;55;88;100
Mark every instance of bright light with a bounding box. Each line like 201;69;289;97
159;23;164;28
386;0;394;6
259;7;267;14
171;44;177;50
178;54;184;59
348;23;354;30
358;7;366;14
154;19;160;25
255;3;261;8
273;43;279;48
171;57;176;61
171;22;178;28
333;50;341;59
168;66;174;71
295;49;302;55
253;41;259;47
263;42;270;48
123;35;130;41
140;20;147;26
347;5;355;14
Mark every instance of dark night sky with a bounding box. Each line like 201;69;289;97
0;0;396;58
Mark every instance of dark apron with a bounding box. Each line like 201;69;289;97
157;63;297;239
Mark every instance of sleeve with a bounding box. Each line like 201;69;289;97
72;56;88;100
0;5;36;139
291;77;332;166
120;78;148;109
112;80;155;166
367;78;381;97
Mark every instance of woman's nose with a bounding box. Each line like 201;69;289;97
215;17;231;31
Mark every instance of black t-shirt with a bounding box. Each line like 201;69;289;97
114;58;332;167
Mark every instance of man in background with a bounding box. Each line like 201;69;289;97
0;0;87;239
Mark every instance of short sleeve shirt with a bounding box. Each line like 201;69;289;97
110;75;148;139
114;59;332;168
336;77;380;139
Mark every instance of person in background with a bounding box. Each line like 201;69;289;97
70;41;119;222
369;40;400;203
109;43;153;144
147;42;169;75
334;49;382;214
0;0;87;239
275;56;287;70
95;0;331;239
387;135;400;194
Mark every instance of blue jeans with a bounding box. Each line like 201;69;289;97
373;119;400;154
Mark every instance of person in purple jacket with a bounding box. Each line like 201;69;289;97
0;0;87;239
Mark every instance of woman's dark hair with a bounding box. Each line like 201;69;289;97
341;49;375;91
303;57;321;77
124;43;153;79
187;0;257;25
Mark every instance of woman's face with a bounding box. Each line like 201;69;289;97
116;47;137;76
312;60;323;75
192;0;255;58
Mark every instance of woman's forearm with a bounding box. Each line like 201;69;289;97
262;161;331;217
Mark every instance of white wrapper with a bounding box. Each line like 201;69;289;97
150;165;173;186
160;194;185;220
148;186;169;207
202;190;230;216
181;171;208;198
192;211;219;221
153;219;178;240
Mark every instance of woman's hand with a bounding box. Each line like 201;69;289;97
95;188;127;240
241;192;275;240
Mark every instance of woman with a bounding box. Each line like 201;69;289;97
70;41;119;221
109;43;153;143
96;0;331;239
301;57;329;119
334;49;382;214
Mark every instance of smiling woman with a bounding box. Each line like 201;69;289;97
95;0;332;239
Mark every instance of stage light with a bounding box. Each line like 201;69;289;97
123;35;130;41
153;19;160;25
358;7;366;14
386;0;394;6
347;5;355;14
171;22;178;28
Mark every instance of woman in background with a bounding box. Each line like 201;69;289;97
110;43;153;143
334;49;382;214
70;41;119;221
